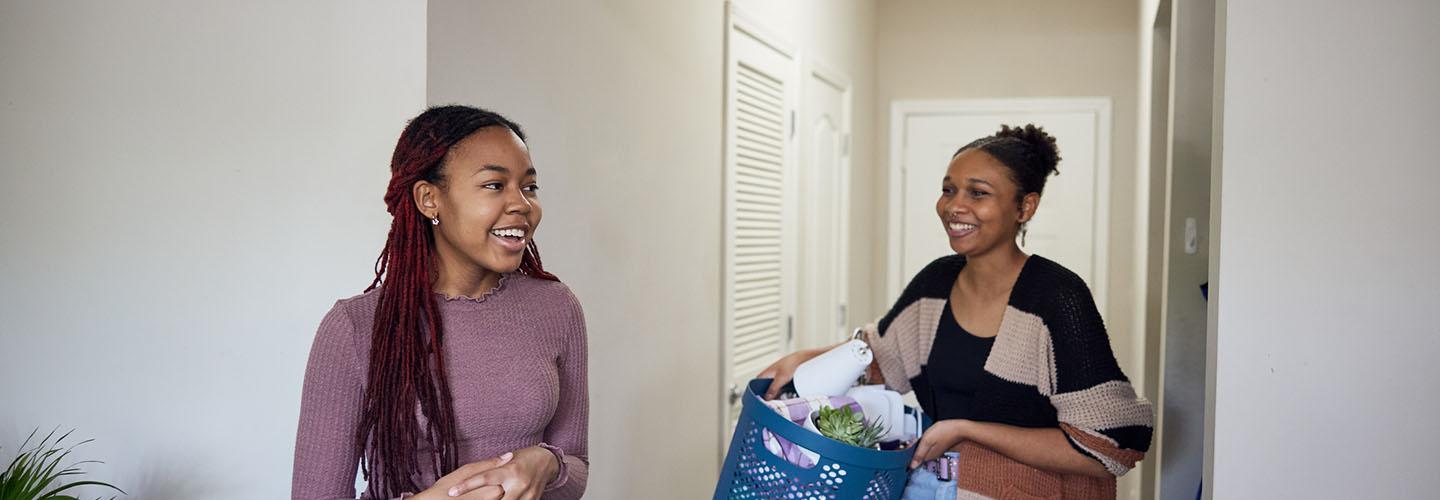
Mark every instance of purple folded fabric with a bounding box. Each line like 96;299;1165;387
760;395;861;468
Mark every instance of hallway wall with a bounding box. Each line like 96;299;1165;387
1208;0;1440;497
428;2;724;497
0;2;427;498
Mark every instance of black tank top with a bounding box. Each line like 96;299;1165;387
914;299;996;421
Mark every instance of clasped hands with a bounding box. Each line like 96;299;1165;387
413;445;558;500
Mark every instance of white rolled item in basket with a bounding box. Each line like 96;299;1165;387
845;385;909;443
793;339;873;398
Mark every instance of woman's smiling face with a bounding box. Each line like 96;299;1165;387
936;148;1035;257
416;126;542;274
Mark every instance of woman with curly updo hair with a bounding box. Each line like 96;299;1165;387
761;125;1152;500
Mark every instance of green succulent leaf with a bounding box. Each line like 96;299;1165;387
813;406;889;449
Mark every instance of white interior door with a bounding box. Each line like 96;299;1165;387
721;6;797;445
888;99;1111;310
796;63;851;350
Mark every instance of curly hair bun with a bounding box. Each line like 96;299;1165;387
995;124;1061;177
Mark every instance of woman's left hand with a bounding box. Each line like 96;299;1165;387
909;419;973;469
445;445;558;500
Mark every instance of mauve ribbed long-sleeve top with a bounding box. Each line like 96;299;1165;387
292;273;588;500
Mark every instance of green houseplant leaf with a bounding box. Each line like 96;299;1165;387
0;428;124;500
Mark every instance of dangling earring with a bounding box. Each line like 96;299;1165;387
1020;222;1028;247
431;215;440;225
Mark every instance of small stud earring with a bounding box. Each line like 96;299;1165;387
431;216;440;225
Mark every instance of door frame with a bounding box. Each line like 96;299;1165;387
1141;2;1174;497
886;98;1113;312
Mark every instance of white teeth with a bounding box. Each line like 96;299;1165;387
949;222;976;232
490;228;525;239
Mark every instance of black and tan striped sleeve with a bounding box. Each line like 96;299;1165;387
1042;279;1154;477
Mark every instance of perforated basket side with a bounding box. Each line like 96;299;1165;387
713;379;917;500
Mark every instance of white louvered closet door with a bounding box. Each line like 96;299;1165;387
721;6;797;445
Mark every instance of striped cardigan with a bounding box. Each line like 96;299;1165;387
864;255;1152;500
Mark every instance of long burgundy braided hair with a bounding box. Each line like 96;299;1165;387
357;105;558;497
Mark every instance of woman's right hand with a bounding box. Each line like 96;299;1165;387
410;453;513;500
756;344;836;400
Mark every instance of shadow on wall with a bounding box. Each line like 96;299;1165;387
124;452;217;500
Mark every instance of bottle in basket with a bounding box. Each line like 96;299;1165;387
793;339;873;398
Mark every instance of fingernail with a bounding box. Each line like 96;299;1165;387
448;487;460;497
502;452;513;460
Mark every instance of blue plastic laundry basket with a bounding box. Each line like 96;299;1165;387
714;378;921;500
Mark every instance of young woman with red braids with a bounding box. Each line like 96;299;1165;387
292;106;587;500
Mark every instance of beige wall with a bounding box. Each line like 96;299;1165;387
1209;0;1440;497
428;1;876;497
875;1;1143;496
0;2;426;498
428;2;724;497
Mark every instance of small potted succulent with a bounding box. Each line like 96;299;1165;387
0;428;124;500
812;406;888;450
